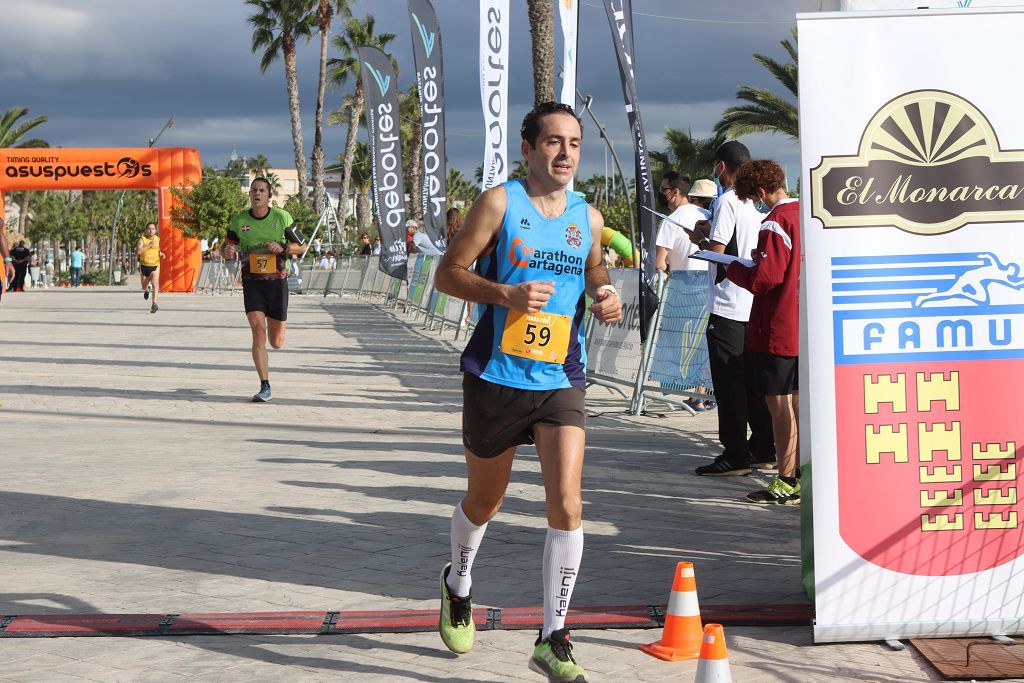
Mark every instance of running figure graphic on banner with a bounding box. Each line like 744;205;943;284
914;253;1024;307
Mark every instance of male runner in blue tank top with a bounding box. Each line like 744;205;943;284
434;102;622;683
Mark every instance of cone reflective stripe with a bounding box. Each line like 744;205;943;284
640;561;703;661
694;623;732;683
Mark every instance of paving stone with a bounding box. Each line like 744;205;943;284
0;290;941;681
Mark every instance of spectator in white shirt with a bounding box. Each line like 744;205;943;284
655;172;710;274
689;141;776;477
407;219;443;255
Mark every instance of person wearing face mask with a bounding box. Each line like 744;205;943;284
689;141;776;477
687;178;718;212
726;159;800;505
655;172;709;274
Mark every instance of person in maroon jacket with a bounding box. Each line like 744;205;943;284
726;159;801;505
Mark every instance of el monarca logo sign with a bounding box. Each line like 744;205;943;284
811;90;1024;235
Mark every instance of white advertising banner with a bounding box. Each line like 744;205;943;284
479;0;508;190
587;267;642;386
557;0;578;192
557;0;578;109
800;8;1024;642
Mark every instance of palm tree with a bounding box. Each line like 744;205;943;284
399;84;422;220
0;107;49;233
311;1;351;214
247;0;315;206
264;171;283;195
346;142;374;232
0;107;47;148
650;128;726;182
526;0;555;105
328;14;397;226
247;153;272;177
446;168;479;207
714;28;799;141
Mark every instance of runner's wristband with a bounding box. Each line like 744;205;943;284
597;284;619;299
3;258;11;263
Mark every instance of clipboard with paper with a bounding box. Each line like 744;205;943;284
689;250;756;269
642;205;701;238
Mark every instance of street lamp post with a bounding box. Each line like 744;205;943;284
108;116;174;285
576;92;636;253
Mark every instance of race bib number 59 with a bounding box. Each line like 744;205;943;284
500;310;571;364
249;253;277;275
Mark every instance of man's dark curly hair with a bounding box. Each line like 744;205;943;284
733;159;785;202
520;101;583;148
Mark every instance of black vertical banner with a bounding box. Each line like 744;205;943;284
407;0;448;251
603;0;658;341
358;46;408;281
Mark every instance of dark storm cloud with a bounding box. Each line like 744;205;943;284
1;0;799;179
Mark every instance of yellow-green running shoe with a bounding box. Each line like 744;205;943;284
747;475;801;505
438;562;474;654
529;628;588;682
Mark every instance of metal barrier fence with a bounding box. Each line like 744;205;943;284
196;256;713;415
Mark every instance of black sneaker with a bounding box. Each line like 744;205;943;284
695;456;751;476
750;459;778;471
144;288;149;300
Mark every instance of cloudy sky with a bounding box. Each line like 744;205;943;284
1;0;800;185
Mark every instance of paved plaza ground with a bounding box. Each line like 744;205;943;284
0;288;950;681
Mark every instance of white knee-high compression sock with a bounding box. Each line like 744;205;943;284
448;501;488;597
542;525;584;639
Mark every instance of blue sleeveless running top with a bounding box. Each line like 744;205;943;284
461;179;592;390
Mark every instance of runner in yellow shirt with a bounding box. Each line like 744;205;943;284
137;222;165;313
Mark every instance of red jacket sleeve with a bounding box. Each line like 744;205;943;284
726;219;792;295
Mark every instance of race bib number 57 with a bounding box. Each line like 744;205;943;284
249;253;277;275
500;310;571;364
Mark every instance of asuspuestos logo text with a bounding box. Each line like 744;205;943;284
4;157;152;182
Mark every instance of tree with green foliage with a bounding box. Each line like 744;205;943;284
328;14;397;222
348;142;374;232
714;28;799;141
282;194;318;234
399;84;422;220
247;0;315;205
0;107;47;148
311;0;351;213
247;154;272;177
170;176;249;242
446;169;479;207
650;128;726;182
1;107;49;234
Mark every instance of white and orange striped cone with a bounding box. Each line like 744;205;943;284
640;561;703;661
694;623;732;682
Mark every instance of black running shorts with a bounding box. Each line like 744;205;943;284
751;351;799;396
243;279;289;321
140;265;158;277
462;372;586;459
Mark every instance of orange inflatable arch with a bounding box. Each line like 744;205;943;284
0;148;202;292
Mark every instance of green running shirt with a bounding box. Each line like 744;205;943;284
226;206;293;281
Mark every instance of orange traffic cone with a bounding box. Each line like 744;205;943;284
640;561;703;660
694;623;732;682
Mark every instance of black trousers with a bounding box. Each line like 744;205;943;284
706;313;775;464
11;264;27;291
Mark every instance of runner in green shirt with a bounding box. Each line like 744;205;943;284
221;177;305;402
